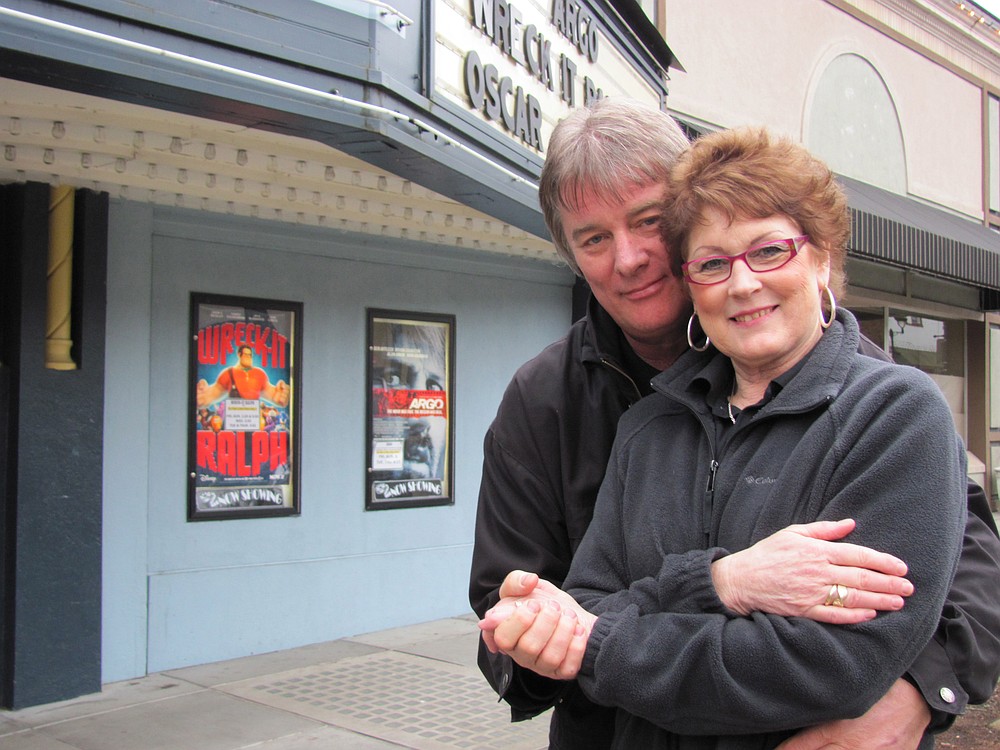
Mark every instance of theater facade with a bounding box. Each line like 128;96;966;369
0;0;676;708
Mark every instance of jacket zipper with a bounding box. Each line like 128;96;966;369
658;370;835;543
704;459;719;536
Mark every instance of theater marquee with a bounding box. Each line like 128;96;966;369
434;0;664;153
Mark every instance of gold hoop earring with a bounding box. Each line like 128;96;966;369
687;313;710;352
820;287;837;330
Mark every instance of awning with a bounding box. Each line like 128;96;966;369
840;175;1000;296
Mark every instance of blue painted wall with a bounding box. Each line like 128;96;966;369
102;202;572;679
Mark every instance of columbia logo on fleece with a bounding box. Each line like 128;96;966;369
744;476;777;485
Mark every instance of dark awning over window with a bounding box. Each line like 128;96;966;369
840;175;1000;294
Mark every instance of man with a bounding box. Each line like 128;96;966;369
469;98;1000;749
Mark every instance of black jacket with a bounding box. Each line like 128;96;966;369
469;295;1000;748
568;310;966;748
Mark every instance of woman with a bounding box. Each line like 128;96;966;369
480;127;967;749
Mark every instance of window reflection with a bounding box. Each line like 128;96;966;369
850;306;965;439
888;311;964;376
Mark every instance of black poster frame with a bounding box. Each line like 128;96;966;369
365;309;455;510
187;292;302;521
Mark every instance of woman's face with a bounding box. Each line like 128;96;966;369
685;209;830;381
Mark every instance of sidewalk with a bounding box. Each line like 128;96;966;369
0;615;550;750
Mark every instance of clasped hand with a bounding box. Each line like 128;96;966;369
479;519;915;682
479;571;596;680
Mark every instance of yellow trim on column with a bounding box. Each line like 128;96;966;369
46;185;77;371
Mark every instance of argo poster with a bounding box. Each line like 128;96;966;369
366;310;454;510
188;293;302;520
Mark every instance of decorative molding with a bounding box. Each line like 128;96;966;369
831;0;1000;89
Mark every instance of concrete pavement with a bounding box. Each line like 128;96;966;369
0;615;550;750
4;518;999;749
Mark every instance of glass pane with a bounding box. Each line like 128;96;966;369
887;311;964;376
991;443;1000;497
991;325;1000;430
888;311;965;439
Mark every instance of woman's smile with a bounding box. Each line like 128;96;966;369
730;306;777;324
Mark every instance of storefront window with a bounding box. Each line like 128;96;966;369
991;325;1000;430
991;444;1000;499
887;311;964;376
887;310;966;437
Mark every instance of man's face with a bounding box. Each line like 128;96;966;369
561;181;689;354
239;348;253;367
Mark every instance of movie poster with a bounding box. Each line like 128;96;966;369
187;294;302;520
366;310;455;510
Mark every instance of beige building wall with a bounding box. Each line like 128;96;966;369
663;0;984;219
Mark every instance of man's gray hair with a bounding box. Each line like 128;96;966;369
539;98;690;274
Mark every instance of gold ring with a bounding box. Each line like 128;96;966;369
824;584;848;607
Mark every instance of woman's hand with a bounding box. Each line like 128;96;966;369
711;519;914;623
478;570;596;679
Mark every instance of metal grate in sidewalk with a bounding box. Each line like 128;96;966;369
221;650;550;750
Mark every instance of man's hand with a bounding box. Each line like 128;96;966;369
478;570;596;680
776;677;930;749
712;519;914;623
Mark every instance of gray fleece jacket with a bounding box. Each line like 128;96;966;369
565;309;967;750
